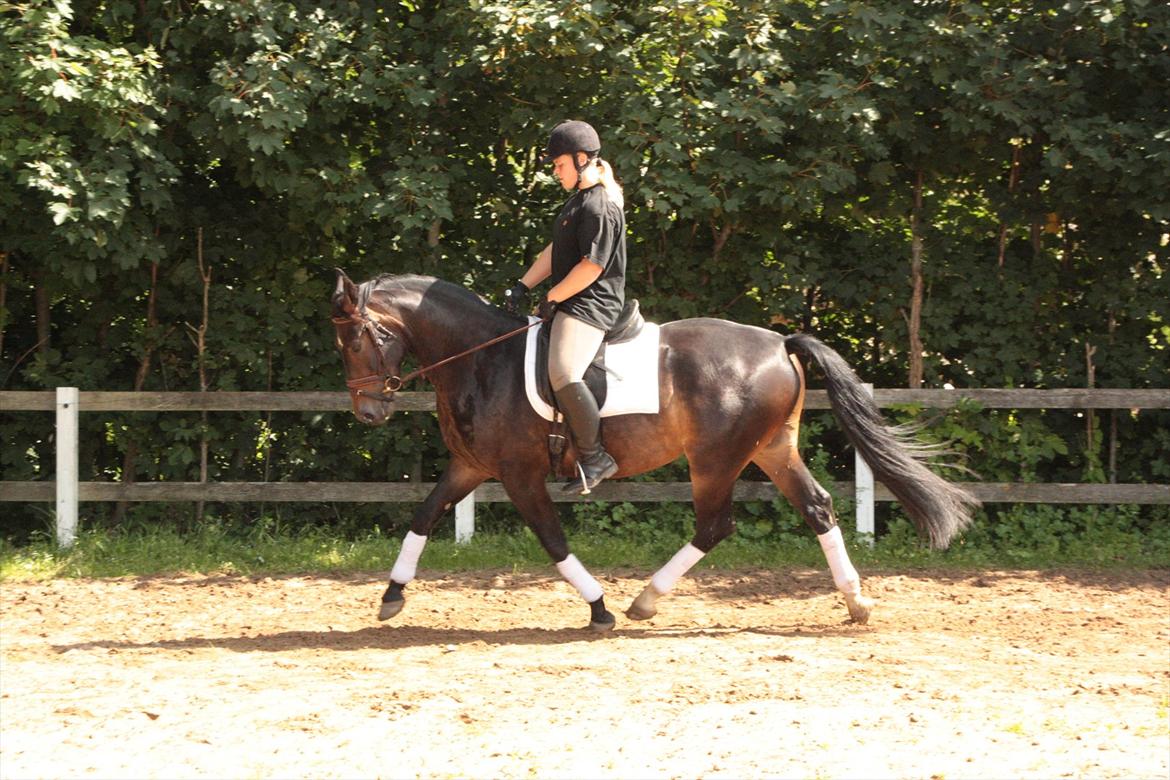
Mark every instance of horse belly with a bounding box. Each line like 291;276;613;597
604;410;687;478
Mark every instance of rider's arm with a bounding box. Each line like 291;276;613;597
520;243;553;289
547;257;603;303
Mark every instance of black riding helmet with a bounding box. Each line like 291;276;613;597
540;120;601;175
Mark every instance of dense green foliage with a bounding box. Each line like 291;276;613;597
2;1;1168;546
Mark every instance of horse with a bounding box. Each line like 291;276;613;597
331;270;979;630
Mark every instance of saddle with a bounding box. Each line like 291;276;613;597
533;299;645;412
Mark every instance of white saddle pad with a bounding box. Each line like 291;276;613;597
523;316;661;422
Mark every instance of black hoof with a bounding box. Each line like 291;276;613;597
589;612;616;632
379;581;405;622
588;595;616;632
378;598;404;621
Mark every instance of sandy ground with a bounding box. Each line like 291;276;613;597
1;567;1167;779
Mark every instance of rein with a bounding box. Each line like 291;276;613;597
393;318;545;388
335;308;545;402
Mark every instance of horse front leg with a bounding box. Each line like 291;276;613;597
379;458;487;621
501;475;615;632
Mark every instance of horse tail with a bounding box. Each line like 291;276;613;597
784;333;979;550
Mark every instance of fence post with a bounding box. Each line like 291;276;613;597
455;490;475;543
55;387;80;549
854;383;875;545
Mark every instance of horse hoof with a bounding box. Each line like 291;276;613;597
625;603;657;621
589;611;616;632
625;586;659;620
845;594;874;625
378;599;404;621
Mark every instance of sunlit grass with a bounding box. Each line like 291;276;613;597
2;509;1167;582
0;525;557;581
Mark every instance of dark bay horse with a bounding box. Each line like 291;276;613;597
331;271;978;630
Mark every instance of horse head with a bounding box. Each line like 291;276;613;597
331;268;409;425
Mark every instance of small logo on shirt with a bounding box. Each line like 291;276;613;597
562;219;569;226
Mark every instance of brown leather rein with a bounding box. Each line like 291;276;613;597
333;307;545;403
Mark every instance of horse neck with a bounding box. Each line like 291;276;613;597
377;284;516;387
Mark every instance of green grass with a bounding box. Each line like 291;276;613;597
2;512;1167;581
0;525;528;580
0;524;807;581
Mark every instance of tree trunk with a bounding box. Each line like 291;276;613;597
111;260;161;525
997;145;1021;267
189;228;211;522
802;286;817;333
712;220;734;265
1108;312;1118;484
907;171;925;389
34;269;51;355
0;251;8;359
1085;341;1099;481
260;348;274;522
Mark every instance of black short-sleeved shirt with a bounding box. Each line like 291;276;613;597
550;184;627;331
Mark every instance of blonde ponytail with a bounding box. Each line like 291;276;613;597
596;158;624;208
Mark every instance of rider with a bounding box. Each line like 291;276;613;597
502;120;627;494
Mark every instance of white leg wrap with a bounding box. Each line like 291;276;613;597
650;543;706;595
817;526;861;597
389;531;427;585
555;555;604;603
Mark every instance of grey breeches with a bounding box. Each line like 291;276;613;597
549;312;605;392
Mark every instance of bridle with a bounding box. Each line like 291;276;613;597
332;307;408;402
333;304;545;403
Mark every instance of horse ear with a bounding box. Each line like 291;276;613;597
333;268;358;315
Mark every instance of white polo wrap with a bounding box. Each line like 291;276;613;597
390;531;427;585
817;526;861;596
555;554;604;603
650;543;706;595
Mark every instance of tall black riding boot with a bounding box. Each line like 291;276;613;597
554;381;618;494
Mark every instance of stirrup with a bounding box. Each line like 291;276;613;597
562;453;618;495
575;462;591;496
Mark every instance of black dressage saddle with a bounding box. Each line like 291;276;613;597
534;299;645;412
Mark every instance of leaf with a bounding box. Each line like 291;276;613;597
50;78;80;102
49;202;77;225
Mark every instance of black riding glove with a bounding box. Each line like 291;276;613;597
537;297;558;321
502;281;529;314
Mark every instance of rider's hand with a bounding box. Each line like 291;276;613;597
537;297;558;321
502;281;529;314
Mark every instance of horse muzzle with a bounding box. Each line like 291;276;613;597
346;375;400;425
353;394;397;425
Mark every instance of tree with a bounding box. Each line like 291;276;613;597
1;0;1166;539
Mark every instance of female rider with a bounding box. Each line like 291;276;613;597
503;120;628;494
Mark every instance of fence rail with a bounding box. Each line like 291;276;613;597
3;388;1168;547
5;388;1170;412
4;480;1167;505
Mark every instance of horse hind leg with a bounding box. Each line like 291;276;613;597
626;469;736;621
754;443;874;624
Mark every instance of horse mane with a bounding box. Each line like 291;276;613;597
364;274;519;323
